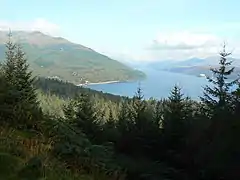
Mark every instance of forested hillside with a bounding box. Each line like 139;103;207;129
150;56;240;80
0;34;240;180
0;31;146;84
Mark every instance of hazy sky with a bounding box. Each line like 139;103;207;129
1;0;240;62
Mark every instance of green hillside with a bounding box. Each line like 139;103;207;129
0;31;146;84
1;37;240;180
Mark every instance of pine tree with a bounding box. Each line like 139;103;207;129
154;100;163;129
0;71;8;126
117;100;132;133
63;98;78;120
0;32;42;129
115;99;135;154
3;32;16;84
199;43;237;153
67;93;102;143
232;86;240;118
196;45;240;179
131;86;147;127
107;108;115;125
125;86;161;156
103;109;119;143
200;43;237;115
0;32;17;122
162;85;190;150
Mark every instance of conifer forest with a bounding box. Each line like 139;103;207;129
0;33;240;180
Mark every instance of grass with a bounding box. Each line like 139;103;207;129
0;92;125;180
0;125;112;180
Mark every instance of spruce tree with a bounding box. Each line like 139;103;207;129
0;69;8;126
162;85;190;150
107;109;115;125
128;86;161;156
63;98;78;120
103;109;119;143
232;86;240;118
0;32;17;122
0;32;41;129
3;32;16;84
154;100;163;128
67;93;102;143
117;99;131;129
131;86;147;127
200;43;237;115
115;99;136;154
196;44;240;179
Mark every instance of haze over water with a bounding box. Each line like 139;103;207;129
87;68;210;100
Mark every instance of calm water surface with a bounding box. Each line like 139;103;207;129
87;68;209;100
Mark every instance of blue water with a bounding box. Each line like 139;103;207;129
87;68;210;100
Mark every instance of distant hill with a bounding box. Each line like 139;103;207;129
0;31;146;84
148;56;240;79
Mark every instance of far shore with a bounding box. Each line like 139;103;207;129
77;80;121;86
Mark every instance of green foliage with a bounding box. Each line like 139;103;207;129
201;43;238;115
0;32;42;129
17;156;44;180
34;77;125;102
1;36;240;180
64;93;102;143
38;91;67;117
0;31;146;84
162;85;192;147
0;152;23;179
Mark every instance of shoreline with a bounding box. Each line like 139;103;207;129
77;80;121;86
88;80;121;85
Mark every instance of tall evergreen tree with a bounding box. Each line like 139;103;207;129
3;32;16;84
201;43;237;115
117;100;132;133
154;100;163;128
162;85;191;150
199;43;237;153
0;32;42;129
130;85;148;129
195;44;240;179
66;93;102;143
102;109;119;143
232;85;240;118
116;87;148;156
0;32;17;122
63;98;78;120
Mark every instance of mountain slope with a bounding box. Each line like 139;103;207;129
0;31;146;84
147;56;240;79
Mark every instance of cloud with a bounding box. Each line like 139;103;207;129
149;32;220;50
122;31;233;62
0;18;60;36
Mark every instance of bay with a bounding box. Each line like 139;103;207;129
87;68;210;100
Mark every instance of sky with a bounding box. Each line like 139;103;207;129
1;0;240;62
